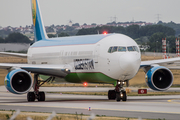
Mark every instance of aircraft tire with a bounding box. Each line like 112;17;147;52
27;92;35;102
116;92;120;102
108;90;116;100
122;91;127;101
38;91;45;101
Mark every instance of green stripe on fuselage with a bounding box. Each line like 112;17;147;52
40;72;117;84
65;72;116;84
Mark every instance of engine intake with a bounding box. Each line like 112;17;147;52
5;69;33;94
145;66;173;91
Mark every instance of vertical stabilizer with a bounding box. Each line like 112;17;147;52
31;0;48;41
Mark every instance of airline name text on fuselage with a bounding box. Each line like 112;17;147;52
74;59;94;70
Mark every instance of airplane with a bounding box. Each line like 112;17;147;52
1;0;180;102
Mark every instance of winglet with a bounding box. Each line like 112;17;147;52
31;0;48;41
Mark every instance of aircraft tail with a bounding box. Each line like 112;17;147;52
31;0;48;41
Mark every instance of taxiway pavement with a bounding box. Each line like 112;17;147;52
0;86;180;120
1;86;180;92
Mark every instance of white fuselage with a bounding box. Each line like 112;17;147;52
27;34;141;82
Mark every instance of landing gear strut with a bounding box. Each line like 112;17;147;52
27;74;55;102
108;80;127;102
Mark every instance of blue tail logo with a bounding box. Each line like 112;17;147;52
31;0;48;41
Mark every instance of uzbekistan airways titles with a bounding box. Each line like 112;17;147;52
74;59;94;70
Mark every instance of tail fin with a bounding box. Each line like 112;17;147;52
31;0;48;41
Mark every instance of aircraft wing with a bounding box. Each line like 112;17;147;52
0;63;71;77
140;57;180;69
140;57;180;72
0;52;27;58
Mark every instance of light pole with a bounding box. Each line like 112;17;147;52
156;41;158;52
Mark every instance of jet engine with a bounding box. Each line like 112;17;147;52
4;69;33;94
145;66;173;91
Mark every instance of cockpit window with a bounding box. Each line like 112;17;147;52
108;46;139;53
108;46;126;53
118;47;126;52
127;46;134;51
108;47;113;53
133;46;139;52
112;46;118;53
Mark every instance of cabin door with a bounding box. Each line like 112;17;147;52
94;44;100;69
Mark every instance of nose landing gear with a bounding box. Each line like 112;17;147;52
108;80;127;102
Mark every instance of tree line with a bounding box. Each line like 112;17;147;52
47;32;69;38
76;24;175;39
0;32;32;43
157;21;180;36
147;32;176;53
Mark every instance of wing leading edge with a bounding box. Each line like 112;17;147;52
0;63;71;77
140;57;180;69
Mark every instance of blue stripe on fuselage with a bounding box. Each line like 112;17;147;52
31;34;113;47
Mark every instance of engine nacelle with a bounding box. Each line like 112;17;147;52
145;66;173;91
4;69;33;94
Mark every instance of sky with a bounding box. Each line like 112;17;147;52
0;0;180;27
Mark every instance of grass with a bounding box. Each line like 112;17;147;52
0;110;151;120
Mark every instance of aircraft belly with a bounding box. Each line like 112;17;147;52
65;72;116;84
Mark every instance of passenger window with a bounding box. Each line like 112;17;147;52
112;46;118;53
127;46;134;51
118;47;126;52
108;47;112;53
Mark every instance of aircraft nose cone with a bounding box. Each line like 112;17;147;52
119;53;140;73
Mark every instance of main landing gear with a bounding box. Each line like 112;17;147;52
108;81;127;102
27;74;55;102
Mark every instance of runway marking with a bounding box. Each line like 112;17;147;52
168;99;180;104
0;97;24;99
125;101;172;104
0;103;180;115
